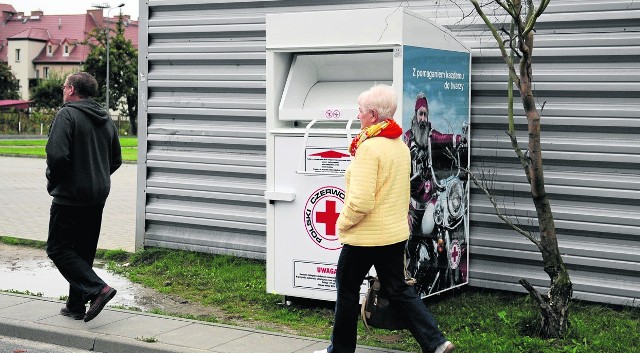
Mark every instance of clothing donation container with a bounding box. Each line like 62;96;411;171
265;7;472;301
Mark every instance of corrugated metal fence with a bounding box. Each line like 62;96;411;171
138;0;640;305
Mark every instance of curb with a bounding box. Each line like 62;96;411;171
0;317;209;353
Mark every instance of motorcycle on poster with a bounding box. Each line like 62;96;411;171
402;45;471;297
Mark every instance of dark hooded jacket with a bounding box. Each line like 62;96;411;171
46;99;122;206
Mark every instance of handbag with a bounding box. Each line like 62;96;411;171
360;276;411;331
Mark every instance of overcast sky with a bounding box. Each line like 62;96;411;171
8;0;140;20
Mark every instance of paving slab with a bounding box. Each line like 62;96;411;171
212;332;317;353
0;289;410;353
92;313;192;339
0;298;61;321
156;323;251;350
37;309;136;330
0;156;136;252
0;294;30;309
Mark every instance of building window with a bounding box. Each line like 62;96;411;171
36;69;40;79
15;49;20;62
64;45;69;55
44;67;50;79
47;45;52;55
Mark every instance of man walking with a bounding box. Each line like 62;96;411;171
45;72;121;322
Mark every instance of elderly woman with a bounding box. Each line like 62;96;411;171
315;85;455;353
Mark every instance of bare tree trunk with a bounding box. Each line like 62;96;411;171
517;23;572;339
467;0;572;338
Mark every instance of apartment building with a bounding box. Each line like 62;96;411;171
0;3;138;100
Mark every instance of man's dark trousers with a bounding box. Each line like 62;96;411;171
46;203;107;312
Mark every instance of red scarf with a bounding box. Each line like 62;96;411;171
349;119;403;156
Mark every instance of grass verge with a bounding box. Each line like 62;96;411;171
0;137;137;161
1;237;638;353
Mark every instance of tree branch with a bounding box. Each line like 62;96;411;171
461;164;540;247
519;278;550;308
470;0;520;86
523;0;550;36
507;19;516;135
493;0;518;19
505;130;533;177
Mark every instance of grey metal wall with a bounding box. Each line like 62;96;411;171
138;0;640;305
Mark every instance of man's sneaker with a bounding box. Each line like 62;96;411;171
313;350;328;353
60;306;85;320
435;341;456;353
84;285;117;322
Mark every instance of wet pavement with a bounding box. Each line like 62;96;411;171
0;243;215;317
0;256;145;310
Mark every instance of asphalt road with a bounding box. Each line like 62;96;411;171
0;335;103;353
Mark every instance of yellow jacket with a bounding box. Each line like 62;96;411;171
337;136;411;246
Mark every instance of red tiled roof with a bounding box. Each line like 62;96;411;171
0;7;138;64
96;16;139;48
119;18;139;48
0;4;16;14
33;42;92;64
88;16;139;48
61;38;78;45
9;27;50;41
1;14;90;46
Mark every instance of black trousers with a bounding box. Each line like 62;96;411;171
328;241;446;353
46;203;107;312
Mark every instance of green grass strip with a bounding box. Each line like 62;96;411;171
0;140;48;146
0;137;138;161
1;241;639;352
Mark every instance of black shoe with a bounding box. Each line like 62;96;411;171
60;306;85;320
84;285;117;322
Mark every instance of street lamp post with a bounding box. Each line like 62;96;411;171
106;4;125;113
93;3;125;113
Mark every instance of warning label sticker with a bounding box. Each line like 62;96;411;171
294;261;337;290
305;148;351;174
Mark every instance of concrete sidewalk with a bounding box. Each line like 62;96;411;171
0;292;407;353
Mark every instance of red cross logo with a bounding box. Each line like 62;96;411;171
449;240;461;269
316;200;340;236
451;246;459;263
304;186;345;250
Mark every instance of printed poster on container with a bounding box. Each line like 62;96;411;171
402;45;471;297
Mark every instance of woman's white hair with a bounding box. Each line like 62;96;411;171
357;84;397;121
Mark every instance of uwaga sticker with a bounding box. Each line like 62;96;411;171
303;186;345;250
